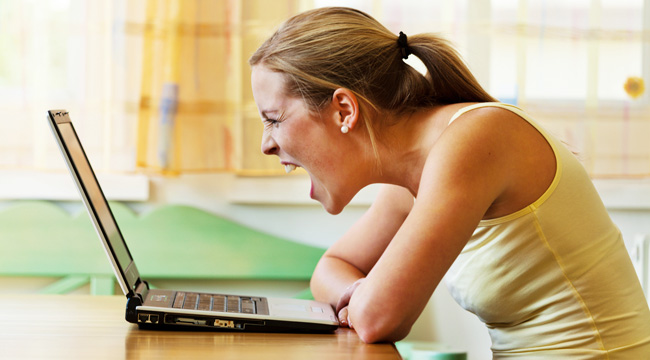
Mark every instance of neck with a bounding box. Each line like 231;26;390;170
369;106;454;195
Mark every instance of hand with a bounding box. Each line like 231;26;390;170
335;278;365;328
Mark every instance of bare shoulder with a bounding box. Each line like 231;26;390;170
444;105;535;141
433;104;552;169
429;106;523;175
422;104;556;219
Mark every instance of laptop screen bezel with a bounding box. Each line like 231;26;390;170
47;110;141;297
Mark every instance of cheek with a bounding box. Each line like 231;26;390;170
280;118;340;173
282;123;319;157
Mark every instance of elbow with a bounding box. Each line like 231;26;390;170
349;304;412;344
353;316;411;344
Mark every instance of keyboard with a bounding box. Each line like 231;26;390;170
171;292;260;314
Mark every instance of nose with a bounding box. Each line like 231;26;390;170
261;130;279;156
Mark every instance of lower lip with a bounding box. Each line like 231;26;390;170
309;181;314;199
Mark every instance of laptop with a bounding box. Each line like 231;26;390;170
47;109;339;332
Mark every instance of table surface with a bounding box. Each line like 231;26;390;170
0;294;401;359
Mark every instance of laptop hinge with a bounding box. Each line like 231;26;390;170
125;281;149;323
135;280;150;298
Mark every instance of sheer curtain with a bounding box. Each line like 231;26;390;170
0;0;307;176
0;0;648;178
487;0;650;177
0;0;141;173
134;0;308;175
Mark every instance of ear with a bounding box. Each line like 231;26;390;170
331;88;360;131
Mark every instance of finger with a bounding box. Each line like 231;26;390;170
336;291;352;314
338;306;349;327
335;279;364;313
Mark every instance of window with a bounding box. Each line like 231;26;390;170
1;0;648;180
0;0;142;173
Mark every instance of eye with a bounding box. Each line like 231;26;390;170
261;110;286;130
263;111;286;129
263;118;279;129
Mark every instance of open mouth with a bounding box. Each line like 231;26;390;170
281;162;315;200
284;164;297;173
283;162;302;173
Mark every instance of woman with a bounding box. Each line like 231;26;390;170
249;6;650;358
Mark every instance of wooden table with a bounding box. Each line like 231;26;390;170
0;295;401;359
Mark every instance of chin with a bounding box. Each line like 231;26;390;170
318;195;350;215
312;180;353;215
322;203;345;215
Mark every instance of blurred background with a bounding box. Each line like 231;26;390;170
0;1;649;359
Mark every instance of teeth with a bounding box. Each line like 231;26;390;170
284;164;297;173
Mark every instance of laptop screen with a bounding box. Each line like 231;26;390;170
48;110;140;295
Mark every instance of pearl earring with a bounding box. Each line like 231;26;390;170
341;125;349;134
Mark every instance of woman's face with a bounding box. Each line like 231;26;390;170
251;65;357;214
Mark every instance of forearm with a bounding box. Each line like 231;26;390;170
310;255;366;306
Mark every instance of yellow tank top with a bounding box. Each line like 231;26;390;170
444;103;650;359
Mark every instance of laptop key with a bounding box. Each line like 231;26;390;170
212;295;226;312
241;298;256;314
198;294;212;311
172;292;185;308
183;293;199;309
226;296;240;313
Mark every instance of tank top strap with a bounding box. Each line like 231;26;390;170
449;102;523;125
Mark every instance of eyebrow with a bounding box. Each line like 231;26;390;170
260;110;279;119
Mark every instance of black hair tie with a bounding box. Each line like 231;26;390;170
397;31;411;59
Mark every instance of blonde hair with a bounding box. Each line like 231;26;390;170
249;7;496;153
